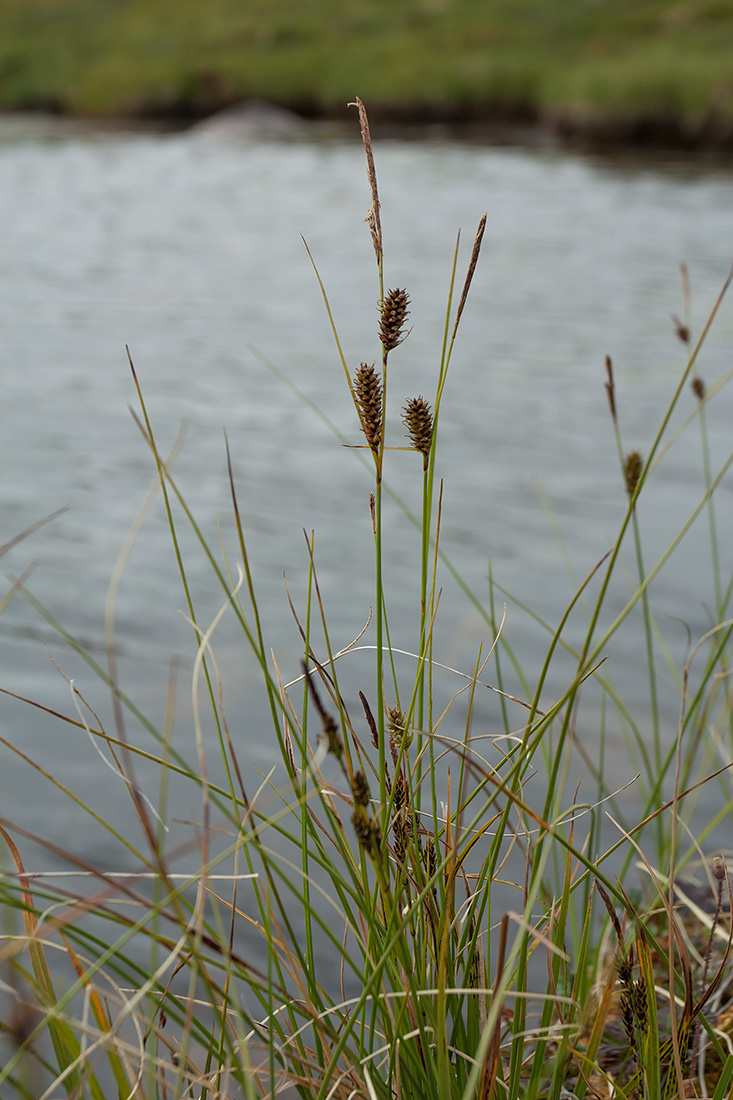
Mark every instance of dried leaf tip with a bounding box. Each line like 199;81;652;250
354;362;382;453
623;450;643;498
349;97;382;264
380;287;410;352
453;212;487;334
402;395;434;470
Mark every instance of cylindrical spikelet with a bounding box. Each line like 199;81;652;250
321;714;343;761
379;287;410;352
392;817;406;864
691;376;706;402
351;771;371;809
422;837;438;879
620;988;638;1064
387;705;408;767
352;806;381;858
354;362;382;453
633;976;648;1035
623;450;643;498
402;395;434;470
672;314;690;345
392;770;407;814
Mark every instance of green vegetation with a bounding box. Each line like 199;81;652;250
1;0;733;141
2;100;733;1098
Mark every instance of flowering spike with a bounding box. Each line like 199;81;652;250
402;395;434;470
354;362;382;453
691;376;705;402
623;450;643;498
379;288;410;352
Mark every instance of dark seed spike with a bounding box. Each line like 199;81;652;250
596;880;623;942
352;805;381;858
303;663;344;760
387;705;407;768
354;362;382;453
633;975;648;1035
379;288;410;352
351;771;371;808
359;691;379;750
623;450;643;498
402;395;434;470
671;313;690;345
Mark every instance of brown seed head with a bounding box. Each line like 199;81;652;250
623;450;643;498
305;663;345;760
620;989;637;1057
352;806;381;857
379;288;410;352
321;714;343;761
633;976;648;1034
354;362;383;453
422;837;438;879
351;771;371;808
387;705;408;767
402;396;434;470
691;376;706;402
713;855;726;881
672;314;690;345
359;691;379;749
393;770;408;813
392;817;406;863
616;951;633;986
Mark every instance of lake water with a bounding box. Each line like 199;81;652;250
1;118;732;877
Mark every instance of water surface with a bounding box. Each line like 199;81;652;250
1;123;732;867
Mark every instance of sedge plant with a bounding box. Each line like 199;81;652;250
1;99;733;1100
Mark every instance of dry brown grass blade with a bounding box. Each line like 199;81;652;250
349;97;382;264
453;212;487;338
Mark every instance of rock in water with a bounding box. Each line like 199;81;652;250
190;101;309;141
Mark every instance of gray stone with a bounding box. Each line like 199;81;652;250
189;100;309;141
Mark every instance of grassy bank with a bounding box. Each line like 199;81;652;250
2;0;733;145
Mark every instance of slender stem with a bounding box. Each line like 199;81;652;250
698;401;724;617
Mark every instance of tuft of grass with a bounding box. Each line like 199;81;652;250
1;99;733;1100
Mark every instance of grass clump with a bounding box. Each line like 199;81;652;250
1;100;733;1099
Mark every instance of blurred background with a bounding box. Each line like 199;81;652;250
1;0;733;146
